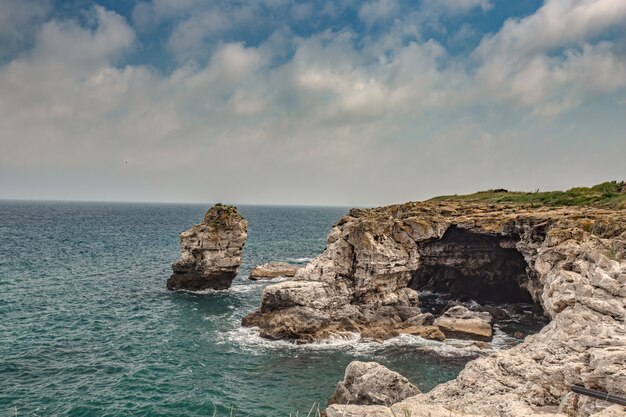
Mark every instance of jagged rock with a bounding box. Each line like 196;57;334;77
477;305;510;321
327;394;575;417
328;361;420;406
398;325;445;341
318;202;625;416
405;312;436;326
435;305;493;339
589;406;626;417
241;200;624;416
361;327;399;342
166;204;247;291
249;262;299;280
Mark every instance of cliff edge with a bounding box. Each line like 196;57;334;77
243;187;625;416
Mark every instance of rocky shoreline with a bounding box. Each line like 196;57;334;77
241;201;625;416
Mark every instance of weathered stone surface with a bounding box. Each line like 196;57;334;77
360;326;399;342
405;312;436;326
436;305;493;339
166;204;248;291
477;304;510;320
398;325;446;341
589;406;626;417
249;262;299;280
241;200;624;416
328;361;420;406
314;202;625;417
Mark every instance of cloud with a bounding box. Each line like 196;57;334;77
0;0;52;60
472;0;626;116
422;0;493;16
131;0;205;31
1;1;625;205
476;0;626;57
359;0;399;25
165;6;257;63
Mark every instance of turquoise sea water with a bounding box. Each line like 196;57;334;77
1;202;473;416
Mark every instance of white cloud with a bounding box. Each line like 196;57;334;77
1;1;626;204
476;0;626;57
132;0;205;31
422;0;493;16
471;0;626;117
358;0;399;25
0;0;51;59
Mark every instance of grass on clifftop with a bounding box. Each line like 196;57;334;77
429;181;626;209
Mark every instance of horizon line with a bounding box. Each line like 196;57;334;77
0;197;361;209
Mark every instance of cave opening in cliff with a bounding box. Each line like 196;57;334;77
408;226;537;306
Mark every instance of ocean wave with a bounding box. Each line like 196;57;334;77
221;326;490;358
179;284;261;295
491;325;518;350
282;257;315;264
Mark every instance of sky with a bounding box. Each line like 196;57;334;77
0;0;625;206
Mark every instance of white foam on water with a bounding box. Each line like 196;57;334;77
491;325;518;350
184;284;261;295
283;257;315;264
221;326;492;358
218;326;362;355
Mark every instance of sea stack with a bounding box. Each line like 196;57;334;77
167;204;248;291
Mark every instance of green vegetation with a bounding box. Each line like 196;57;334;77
429;181;626;208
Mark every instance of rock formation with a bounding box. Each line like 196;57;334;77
435;305;493;339
167;204;248;291
328;361;420;406
242;201;625;416
249;262;299;280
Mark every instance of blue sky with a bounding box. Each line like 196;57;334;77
0;0;625;205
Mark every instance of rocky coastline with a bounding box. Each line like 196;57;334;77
241;201;625;416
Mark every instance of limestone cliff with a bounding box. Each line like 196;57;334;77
167;204;248;291
243;201;625;416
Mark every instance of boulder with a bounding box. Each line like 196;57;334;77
398;325;446;341
166;204;247;291
476;304;510;321
436;305;493;339
249;262;299;280
328;361;420;406
405;312;436;326
360;326;399;342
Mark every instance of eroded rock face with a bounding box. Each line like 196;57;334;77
328;361;420;407
166;204;248;291
249;262;299;280
409;226;533;304
243;201;625;416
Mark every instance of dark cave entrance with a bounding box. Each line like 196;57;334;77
408;226;535;305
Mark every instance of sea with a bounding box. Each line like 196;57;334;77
1;201;510;416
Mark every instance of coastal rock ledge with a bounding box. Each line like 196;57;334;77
328;361;420;407
167;204;248;291
249;262;300;280
243;201;625;416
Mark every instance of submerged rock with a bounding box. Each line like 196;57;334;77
328;361;420;407
249;262;299;280
166;204;248;291
435;305;493;339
